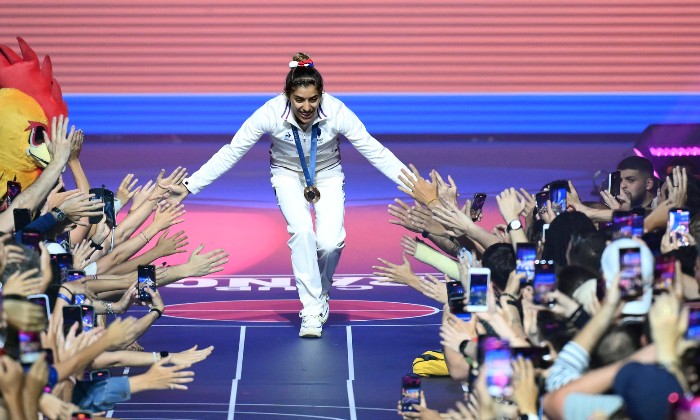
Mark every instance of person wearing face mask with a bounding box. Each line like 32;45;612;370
165;53;408;338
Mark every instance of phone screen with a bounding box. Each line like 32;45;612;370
470;193;487;221
483;337;513;400
400;375;421;412
18;330;42;365
549;183;567;215
102;189;115;226
612;212;644;240
71;412;93;420
608;171;621;197
66;270;85;283
619;247;643;300
534;261;556;305
653;255;675;294
6;181;21;205
446;281;471;320
138;265;156;302
669;208;691;246
89;187;115;226
81;305;95;333
516;243;536;283
686;303;700;340
62;305;83;336
27;294;51;321
535;191;549;216
467;272;489;311
51;253;73;284
13;208;32;231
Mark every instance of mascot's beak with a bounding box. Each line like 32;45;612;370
26;144;51;168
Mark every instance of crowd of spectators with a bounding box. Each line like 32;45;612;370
375;157;700;419
0;116;227;419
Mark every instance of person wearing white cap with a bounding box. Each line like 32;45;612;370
600;238;654;316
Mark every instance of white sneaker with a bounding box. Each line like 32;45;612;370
320;297;330;324
299;313;323;338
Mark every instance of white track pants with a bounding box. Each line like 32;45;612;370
271;170;346;316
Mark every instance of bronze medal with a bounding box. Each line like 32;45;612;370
304;186;320;203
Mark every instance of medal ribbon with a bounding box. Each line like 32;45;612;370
291;123;319;188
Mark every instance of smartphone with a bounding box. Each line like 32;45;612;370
62;305;83;336
80;305;95;333
88;187;115;226
446;281;471;321
533;260;556;306
66;270;85;283
516;243;537;283
27;294;51;321
13;208;32;231
470;193;487;222
669;207;691;246
89;369;111;381
619;247;644;300
400;374;421;412
18;330;42;365
465;268;490;312
6;180;21;206
483;337;513;400
535;191;549;216
511;346;553;369
612;211;644;239
608;170;622;197
137;264;156;302
549;181;568;215
20;229;42;252
653;255;675;294
685;301;700;340
50;253;73;284
71;412;93;420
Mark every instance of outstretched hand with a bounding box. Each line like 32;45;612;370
184;244;229;277
398;164;438;207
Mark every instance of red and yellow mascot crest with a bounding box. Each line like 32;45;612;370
0;37;68;199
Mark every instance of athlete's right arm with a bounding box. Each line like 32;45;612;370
181;104;274;195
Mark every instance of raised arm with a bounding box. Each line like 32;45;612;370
0;115;72;232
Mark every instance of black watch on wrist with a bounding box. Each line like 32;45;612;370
506;219;522;232
51;207;66;222
159;351;169;359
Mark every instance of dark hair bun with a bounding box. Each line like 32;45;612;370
292;52;310;62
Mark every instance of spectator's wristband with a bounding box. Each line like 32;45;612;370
57;293;72;304
501;292;518;301
568;305;591;329
458;339;469;356
2;294;24;301
47;365;58;389
149;308;163;319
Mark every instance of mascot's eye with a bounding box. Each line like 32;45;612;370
28;125;47;147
